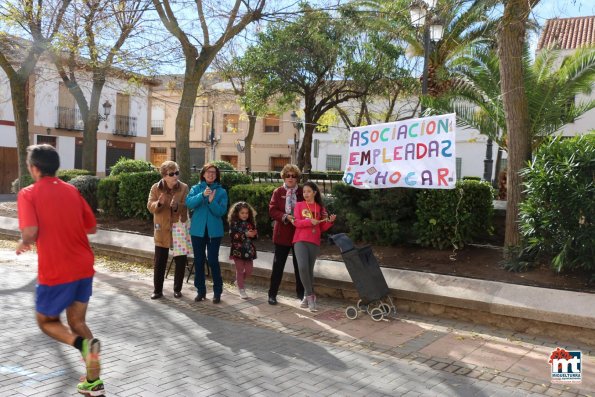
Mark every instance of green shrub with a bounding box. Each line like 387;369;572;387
69;175;100;212
187;170;252;192
228;184;277;236
11;175;34;193
462;176;481;181
97;176;121;217
109;158;155;176
221;172;253;191
519;135;594;274
11;170;94;193
211;160;235;171
188;172;200;187
414;180;494;249
331;183;418;245
117;171;161;219
58;169;94;182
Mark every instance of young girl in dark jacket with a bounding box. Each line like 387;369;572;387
228;202;258;299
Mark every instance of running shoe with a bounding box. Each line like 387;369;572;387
76;378;104;396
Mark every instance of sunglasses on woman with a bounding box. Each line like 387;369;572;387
167;171;180;177
285;174;297;179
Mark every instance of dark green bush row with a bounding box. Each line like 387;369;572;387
11;175;34;193
58;169;94;182
331;184;418;245
414;180;494;249
189;171;253;192
109;158;155;176
69;175;100;212
211;160;235;171
97;176;121;217
520;135;594;274
330;180;493;249
117;171;161;219
11;169;94;193
228;184;277;236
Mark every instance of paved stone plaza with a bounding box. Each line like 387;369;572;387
0;248;593;396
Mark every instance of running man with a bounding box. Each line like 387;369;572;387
16;144;104;396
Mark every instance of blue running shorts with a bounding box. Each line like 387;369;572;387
36;277;94;317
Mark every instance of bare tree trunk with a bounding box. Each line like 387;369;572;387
82;78;105;172
298;118;314;173
8;76;30;182
152;0;265;182
244;111;257;171
176;66;202;183
498;0;533;256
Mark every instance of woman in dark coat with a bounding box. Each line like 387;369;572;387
267;164;305;305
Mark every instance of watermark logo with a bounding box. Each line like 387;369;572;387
549;347;582;384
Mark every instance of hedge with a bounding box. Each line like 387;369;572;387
189;171;253;192
109;158;155;176
58;169;94;182
11;169;93;193
228;184;277;236
211;160;235;171
331;183;418;245
414;180;494;249
69;175;100;212
11;175;34;193
117;171;161;219
520;135;594;274
97;176;121;217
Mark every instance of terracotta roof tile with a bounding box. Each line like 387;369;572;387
537;16;595;50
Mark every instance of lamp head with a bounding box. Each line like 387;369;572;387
290;110;302;130
102;100;112;117
236;138;246;152
410;0;427;27
430;16;444;41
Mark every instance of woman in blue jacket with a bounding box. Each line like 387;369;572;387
186;163;228;303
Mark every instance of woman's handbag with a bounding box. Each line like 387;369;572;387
171;220;192;257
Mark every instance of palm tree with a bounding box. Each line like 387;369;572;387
427;46;595;150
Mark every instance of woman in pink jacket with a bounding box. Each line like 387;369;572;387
291;181;336;312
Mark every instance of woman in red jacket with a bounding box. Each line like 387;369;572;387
267;164;305;305
291;181;336;312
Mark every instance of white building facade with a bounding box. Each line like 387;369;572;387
0;59;153;192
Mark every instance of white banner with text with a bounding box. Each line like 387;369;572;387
342;113;457;189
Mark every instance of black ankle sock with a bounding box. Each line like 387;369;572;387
73;336;84;351
87;378;98;383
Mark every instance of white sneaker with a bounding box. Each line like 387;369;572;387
239;289;249;299
300;297;308;308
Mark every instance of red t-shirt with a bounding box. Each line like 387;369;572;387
18;177;96;286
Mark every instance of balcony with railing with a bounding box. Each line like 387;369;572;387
55;106;84;131
151;119;164;135
114;115;137;137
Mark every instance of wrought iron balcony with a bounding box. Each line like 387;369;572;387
114;115;137;136
151;119;164;135
55;106;84;131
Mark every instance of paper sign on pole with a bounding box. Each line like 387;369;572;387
342;113;456;189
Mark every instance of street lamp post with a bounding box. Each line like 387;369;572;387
410;0;443;115
209;109;220;162
290;110;303;164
